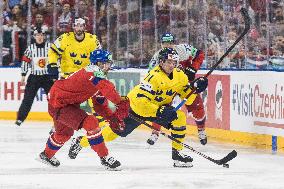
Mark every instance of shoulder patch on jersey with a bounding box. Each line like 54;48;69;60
139;81;155;95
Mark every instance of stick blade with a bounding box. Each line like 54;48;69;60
221;150;237;164
215;150;238;165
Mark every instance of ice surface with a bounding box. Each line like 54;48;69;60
0;121;283;189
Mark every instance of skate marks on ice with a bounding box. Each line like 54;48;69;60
0;121;284;189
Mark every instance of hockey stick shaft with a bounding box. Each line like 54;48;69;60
128;113;237;166
174;8;251;111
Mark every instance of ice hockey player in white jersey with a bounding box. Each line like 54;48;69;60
147;32;207;146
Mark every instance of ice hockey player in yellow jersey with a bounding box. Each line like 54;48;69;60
47;17;101;79
69;48;208;167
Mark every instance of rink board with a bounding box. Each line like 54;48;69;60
0;68;283;152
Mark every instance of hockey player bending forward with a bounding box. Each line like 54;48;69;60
148;32;207;146
39;49;130;170
69;48;208;167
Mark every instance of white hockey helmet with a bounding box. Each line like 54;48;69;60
73;17;86;26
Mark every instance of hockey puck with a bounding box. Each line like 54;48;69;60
223;164;229;168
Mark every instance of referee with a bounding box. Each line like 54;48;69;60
15;28;54;126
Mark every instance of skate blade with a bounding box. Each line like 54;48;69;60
146;144;152;149
35;157;59;168
173;161;193;168
103;166;122;171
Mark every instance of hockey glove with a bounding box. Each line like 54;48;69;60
109;97;130;132
47;63;59;80
156;105;178;127
114;97;130;120
109;117;126;133
184;66;197;81
191;76;208;94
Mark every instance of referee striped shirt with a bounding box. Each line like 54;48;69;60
21;42;51;76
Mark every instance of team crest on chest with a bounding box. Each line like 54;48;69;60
38;58;46;68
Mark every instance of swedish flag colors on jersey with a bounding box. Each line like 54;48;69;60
48;32;101;78
127;65;197;118
77;65;198;152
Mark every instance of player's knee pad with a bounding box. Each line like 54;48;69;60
52;133;71;145
82;115;100;135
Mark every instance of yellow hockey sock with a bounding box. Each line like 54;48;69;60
80;136;90;147
79;126;119;148
102;126;119;142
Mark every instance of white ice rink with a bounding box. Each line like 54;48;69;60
0;121;283;189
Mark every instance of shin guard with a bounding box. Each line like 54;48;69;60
44;133;70;158
83;116;108;157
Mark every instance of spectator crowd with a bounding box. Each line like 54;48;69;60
1;0;284;70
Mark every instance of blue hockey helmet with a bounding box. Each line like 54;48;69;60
158;47;179;62
89;49;112;64
161;32;175;43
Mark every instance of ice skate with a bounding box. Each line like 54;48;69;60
100;155;121;171
172;148;193;168
146;130;159;146
39;151;60;167
198;128;207;145
15;120;22;126
68;136;83;159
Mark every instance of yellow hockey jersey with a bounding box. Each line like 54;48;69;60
48;32;101;78
127;66;197;117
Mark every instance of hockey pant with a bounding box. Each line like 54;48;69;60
80;110;187;151
17;74;54;122
44;104;108;158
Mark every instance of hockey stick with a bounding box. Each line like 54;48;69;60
129;113;237;167
174;7;251;111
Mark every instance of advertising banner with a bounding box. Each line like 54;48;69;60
230;71;284;136
0;68;142;112
186;73;230;130
0;68;48;112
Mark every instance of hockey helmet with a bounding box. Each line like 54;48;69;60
33;27;46;35
158;47;179;63
161;32;175;43
90;49;112;65
73;17;86;26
